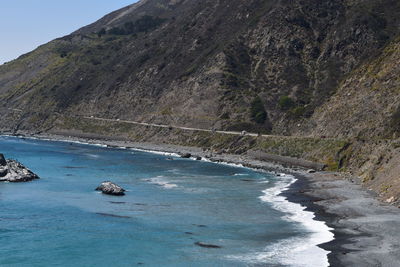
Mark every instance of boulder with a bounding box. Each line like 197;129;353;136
0;165;8;177
181;153;192;158
0;158;40;182
385;196;396;203
96;181;126;196
0;154;6;166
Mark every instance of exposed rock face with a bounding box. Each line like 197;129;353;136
0;154;40;182
96;181;126;196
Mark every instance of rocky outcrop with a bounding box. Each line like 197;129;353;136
0;154;40;182
180;153;191;158
95;181;126;196
0;153;6;166
0;154;7;177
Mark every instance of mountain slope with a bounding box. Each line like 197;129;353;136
311;37;400;138
1;0;399;137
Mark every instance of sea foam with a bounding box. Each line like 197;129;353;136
146;176;178;189
229;173;334;266
130;148;181;158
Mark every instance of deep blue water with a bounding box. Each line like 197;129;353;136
0;136;330;266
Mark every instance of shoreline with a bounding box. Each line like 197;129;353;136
3;132;400;266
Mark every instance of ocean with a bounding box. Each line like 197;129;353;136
0;136;332;266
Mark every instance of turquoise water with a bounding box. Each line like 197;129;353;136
0;136;331;266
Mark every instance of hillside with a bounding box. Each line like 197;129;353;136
1;0;400;200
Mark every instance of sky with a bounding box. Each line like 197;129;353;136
0;0;138;64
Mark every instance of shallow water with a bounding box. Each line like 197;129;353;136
0;136;331;266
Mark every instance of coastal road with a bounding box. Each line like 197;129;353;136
83;116;277;138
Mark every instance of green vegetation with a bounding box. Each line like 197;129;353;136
97;28;106;37
250;96;267;124
277;96;308;119
220;112;230;120
278;96;295;110
289;106;306;118
380;184;392;193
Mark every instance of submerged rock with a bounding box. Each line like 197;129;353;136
0;154;40;182
96;181;126;196
95;212;131;218
194;242;222;248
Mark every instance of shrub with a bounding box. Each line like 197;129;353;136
220;112;230;120
278;95;295;110
250;96;267;124
289;106;306;118
97;28;106;37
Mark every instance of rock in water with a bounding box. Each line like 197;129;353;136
0;153;7;166
96;181;126;196
194;242;222;248
0;165;7;178
0;157;40;182
181;153;191;158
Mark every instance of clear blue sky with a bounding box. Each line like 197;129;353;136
0;0;138;64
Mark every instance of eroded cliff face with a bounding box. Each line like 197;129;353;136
1;0;399;137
